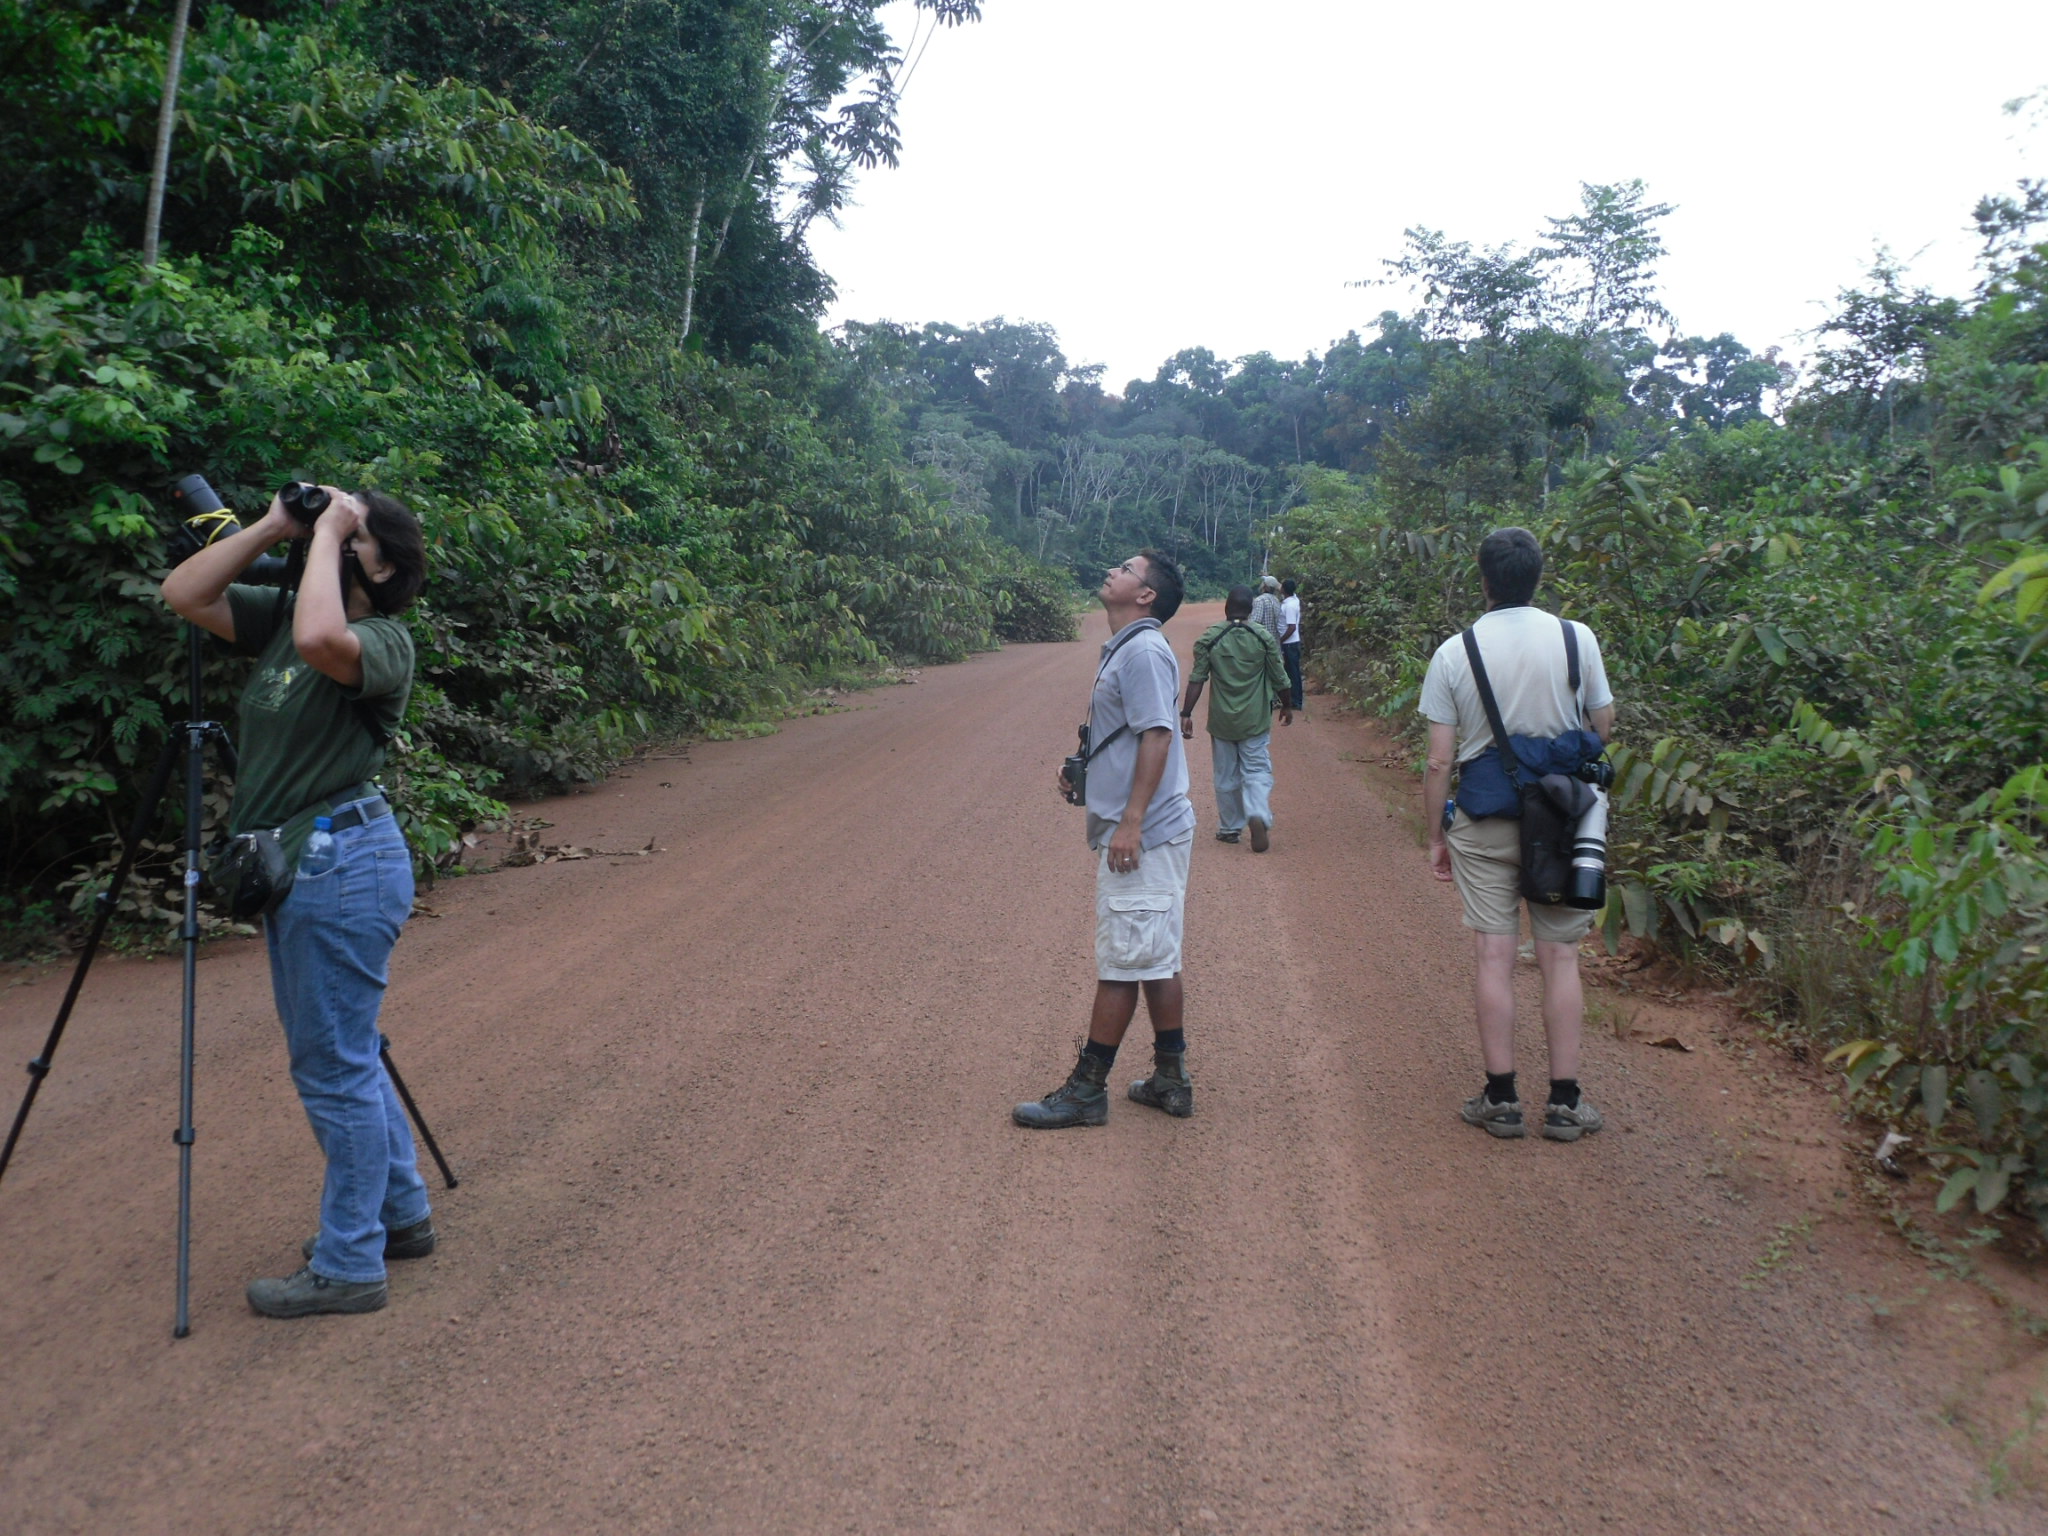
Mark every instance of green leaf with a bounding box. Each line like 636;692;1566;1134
1974;1163;2011;1214
1619;881;1652;935
1753;623;1789;665
1964;1069;2004;1134
1930;915;1959;964
1921;1064;1950;1131
1936;1167;1976;1213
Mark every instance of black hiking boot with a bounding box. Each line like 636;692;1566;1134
1013;1050;1111;1129
1128;1049;1194;1118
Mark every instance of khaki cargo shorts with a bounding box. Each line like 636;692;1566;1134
1446;809;1596;944
1095;831;1192;981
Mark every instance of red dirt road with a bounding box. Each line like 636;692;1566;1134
2;603;2043;1534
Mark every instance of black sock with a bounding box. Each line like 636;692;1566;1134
1153;1028;1186;1055
1549;1078;1580;1109
1082;1038;1118;1068
1485;1071;1517;1106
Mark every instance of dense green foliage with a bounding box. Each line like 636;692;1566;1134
1;0;1064;940
1258;170;2048;1232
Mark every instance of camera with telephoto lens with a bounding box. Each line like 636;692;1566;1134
1062;723;1092;806
1574;756;1616;790
1566;787;1610;910
277;480;330;527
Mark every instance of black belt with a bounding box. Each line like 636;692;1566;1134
327;797;392;833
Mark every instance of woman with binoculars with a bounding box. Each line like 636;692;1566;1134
163;484;432;1318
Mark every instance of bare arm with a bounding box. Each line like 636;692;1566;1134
1106;727;1171;871
160;498;298;640
292;491;372;687
1180;678;1204;738
1590;702;1614;744
1423;721;1457;882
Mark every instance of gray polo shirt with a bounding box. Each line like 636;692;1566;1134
1084;619;1194;849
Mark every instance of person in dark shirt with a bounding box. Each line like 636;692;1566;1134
164;484;433;1317
1181;585;1291;851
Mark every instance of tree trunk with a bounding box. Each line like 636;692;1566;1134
679;174;706;344
141;0;197;268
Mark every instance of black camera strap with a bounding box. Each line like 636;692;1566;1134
1079;617;1164;761
1460;614;1583;790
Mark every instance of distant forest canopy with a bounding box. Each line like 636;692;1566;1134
843;180;1810;589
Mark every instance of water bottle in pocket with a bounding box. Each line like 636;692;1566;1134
301;815;339;877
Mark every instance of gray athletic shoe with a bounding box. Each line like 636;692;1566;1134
1128;1051;1193;1118
247;1266;388;1318
1460;1092;1526;1139
1248;816;1270;853
302;1215;436;1264
1542;1096;1605;1142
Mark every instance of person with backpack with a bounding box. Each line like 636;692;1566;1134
1180;585;1291;852
1418;528;1615;1143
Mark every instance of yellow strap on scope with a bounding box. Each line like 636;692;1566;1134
185;507;242;547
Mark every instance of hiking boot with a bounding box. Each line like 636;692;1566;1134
1128;1050;1194;1119
1459;1091;1526;1139
1248;816;1270;853
1214;829;1241;843
302;1215;436;1264
1013;1050;1111;1129
247;1266;388;1318
1542;1096;1605;1142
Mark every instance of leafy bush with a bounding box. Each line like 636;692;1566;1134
1830;767;2048;1234
0;5;1023;949
987;563;1081;643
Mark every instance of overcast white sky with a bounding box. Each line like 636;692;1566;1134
811;0;2048;393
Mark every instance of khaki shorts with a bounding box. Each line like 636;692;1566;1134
1446;809;1596;944
1095;832;1192;981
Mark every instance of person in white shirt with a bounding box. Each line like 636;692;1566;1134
1419;528;1615;1144
1278;579;1303;709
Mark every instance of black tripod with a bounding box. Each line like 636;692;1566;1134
0;624;456;1338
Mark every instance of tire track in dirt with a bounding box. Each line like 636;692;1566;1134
1;603;2041;1534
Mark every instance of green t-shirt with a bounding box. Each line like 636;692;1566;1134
1190;619;1289;741
224;585;413;846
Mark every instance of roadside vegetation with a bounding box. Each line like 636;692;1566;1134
1260;167;2048;1239
2;0;1070;948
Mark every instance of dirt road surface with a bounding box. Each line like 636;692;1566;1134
4;602;2044;1534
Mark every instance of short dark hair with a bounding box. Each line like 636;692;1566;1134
1137;548;1183;623
1224;584;1254;618
1477;526;1542;607
1281;578;1297;596
361;491;426;616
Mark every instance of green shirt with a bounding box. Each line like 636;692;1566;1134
1190;619;1289;741
224;585;413;849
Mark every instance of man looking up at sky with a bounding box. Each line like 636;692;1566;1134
1420;528;1615;1142
1181;584;1291;852
1018;550;1196;1127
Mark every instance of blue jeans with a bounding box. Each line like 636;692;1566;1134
1211;731;1274;833
1282;642;1304;709
263;801;427;1282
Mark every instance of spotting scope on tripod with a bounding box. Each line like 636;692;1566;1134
0;474;456;1338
